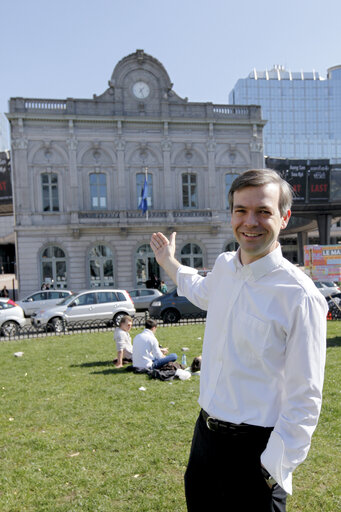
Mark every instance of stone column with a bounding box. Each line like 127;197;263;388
66;121;78;214
249;141;264;168
207;131;216;209
317;214;332;245
115;135;126;210
161;135;172;209
11;134;30;225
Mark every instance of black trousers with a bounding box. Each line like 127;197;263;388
184;411;287;512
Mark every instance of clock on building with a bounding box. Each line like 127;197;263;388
132;81;150;99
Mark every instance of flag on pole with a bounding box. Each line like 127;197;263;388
138;173;148;217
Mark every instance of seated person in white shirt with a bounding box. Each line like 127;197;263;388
132;318;177;370
150;169;327;512
114;315;133;368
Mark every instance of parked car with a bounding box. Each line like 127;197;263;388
326;293;341;319
17;289;73;317
0;298;26;336
314;281;341;298
148;288;207;323
128;288;163;311
31;289;135;332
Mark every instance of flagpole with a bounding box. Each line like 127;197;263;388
145;166;149;220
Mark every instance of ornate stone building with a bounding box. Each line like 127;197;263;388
7;50;264;296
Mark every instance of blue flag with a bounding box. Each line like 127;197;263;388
138;176;148;214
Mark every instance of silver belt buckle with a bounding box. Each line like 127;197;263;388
206;415;215;430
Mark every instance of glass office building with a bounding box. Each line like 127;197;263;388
229;65;341;163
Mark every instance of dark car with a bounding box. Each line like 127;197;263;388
128;288;163;311
148;288;206;323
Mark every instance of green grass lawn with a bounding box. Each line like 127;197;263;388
0;322;340;512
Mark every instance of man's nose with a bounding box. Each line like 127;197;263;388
244;212;258;226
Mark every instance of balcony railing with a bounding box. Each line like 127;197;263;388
77;209;218;223
9;97;261;121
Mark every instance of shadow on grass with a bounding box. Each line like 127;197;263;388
327;336;341;348
71;360;113;368
70;360;133;375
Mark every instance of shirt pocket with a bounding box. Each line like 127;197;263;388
234;312;271;362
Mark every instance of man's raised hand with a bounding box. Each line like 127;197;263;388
150;232;180;284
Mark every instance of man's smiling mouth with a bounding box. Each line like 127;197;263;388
242;232;263;238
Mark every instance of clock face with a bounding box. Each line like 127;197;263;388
132;81;150;99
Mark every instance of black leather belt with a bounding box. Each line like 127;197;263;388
201;409;273;434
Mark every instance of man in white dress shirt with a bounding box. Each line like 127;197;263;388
150;169;327;511
132;318;177;370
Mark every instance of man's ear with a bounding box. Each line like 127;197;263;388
281;210;291;230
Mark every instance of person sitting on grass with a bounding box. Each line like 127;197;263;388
114;315;133;368
190;355;202;373
132;318;177;370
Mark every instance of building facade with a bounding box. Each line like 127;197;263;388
7;50;264;296
229;65;341;162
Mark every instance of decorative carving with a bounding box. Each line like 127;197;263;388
66;137;78;151
249;142;263;152
114;137;125;151
136;49;145;63
139;143;149;162
206;139;216;152
11;137;28;150
161;138;172;152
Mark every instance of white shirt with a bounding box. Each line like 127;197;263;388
132;328;163;369
114;327;132;355
177;246;327;494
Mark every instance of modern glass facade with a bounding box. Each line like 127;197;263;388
229;65;341;163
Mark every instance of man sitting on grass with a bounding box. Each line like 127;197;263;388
132;319;177;370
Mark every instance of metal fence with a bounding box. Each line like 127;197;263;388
0;314;207;341
1;306;339;341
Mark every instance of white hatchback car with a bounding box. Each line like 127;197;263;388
17;290;73;317
31;288;135;332
314;281;341;298
0;298;26;336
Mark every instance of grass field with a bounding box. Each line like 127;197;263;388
0;322;340;511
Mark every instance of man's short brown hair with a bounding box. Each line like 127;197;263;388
228;169;293;217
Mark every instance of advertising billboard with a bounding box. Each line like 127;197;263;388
304;245;341;282
266;157;330;203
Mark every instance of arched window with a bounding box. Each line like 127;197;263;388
180;243;203;269
135;244;159;287
225;173;239;209
89;245;114;287
41;173;59;211
136;173;153;209
41;246;67;288
182;173;197;208
90;173;107;209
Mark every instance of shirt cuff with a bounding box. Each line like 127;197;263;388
261;430;293;495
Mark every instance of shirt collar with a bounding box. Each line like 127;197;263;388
233;244;283;281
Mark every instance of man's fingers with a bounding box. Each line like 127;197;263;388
169;232;177;247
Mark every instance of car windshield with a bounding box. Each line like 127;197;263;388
322;281;337;287
58;293;77;305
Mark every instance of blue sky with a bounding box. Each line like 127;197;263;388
1;0;341;144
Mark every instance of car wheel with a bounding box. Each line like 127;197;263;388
113;312;126;327
162;309;180;324
1;320;19;337
49;317;65;333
